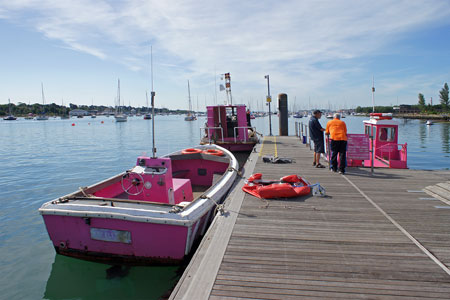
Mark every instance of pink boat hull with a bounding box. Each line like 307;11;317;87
43;213;210;265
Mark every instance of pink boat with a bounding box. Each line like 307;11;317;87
200;104;259;152
347;113;408;169
39;145;238;265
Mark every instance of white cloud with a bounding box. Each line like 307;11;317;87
1;0;450;107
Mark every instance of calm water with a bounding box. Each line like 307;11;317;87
0;114;449;300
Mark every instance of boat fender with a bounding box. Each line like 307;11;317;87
181;148;202;155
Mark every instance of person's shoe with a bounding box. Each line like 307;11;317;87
339;170;345;175
331;168;337;173
316;163;326;168
313;162;317;167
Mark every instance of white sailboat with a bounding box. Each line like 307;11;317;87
90;98;97;118
36;83;49;120
60;98;70;119
3;98;17;120
184;80;196;121
114;79;127;122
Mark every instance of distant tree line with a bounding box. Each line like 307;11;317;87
0;102;190;116
355;104;445;114
356;82;449;115
355;106;394;114
417;82;449;112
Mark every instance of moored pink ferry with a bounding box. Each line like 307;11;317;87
201;104;259;152
39;145;238;265
348;113;408;169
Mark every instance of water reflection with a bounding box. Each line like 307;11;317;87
441;122;450;154
44;255;179;300
419;121;426;149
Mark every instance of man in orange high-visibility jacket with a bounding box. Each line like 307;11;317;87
326;113;348;174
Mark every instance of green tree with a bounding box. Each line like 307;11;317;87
439;83;449;111
418;93;425;108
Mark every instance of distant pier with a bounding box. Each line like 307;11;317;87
170;136;450;299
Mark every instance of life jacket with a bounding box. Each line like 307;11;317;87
242;173;311;199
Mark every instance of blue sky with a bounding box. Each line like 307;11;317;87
1;0;450;110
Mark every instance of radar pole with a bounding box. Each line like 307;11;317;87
224;73;232;105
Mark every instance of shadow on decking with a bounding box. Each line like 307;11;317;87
345;167;408;180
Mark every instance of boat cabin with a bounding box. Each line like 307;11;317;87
201;104;258;152
360;114;407;169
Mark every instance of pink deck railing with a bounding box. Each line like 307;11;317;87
375;143;407;165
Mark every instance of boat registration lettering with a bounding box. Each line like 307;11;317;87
90;228;131;244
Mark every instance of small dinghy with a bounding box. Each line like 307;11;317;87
39;145;238;265
426;120;433;125
243;173;311;199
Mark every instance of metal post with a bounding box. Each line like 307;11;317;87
371;135;374;175
327;136;331;170
370;127;374;175
264;75;272;136
308;126;312;150
278;93;288;136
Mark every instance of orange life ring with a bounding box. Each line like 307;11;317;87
371;116;392;120
181;148;202;155
202;149;224;156
370;113;392;120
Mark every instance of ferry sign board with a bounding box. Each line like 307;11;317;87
347;134;370;160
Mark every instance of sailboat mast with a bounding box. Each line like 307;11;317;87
116;79;121;114
41;82;45;114
187;80;192;115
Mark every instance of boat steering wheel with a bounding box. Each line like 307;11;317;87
121;171;144;195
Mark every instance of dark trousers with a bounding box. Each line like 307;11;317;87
330;140;347;171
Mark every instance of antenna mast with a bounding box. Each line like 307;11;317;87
150;46;156;158
372;76;375;113
214;66;217;105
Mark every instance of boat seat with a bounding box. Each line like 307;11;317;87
173;178;193;204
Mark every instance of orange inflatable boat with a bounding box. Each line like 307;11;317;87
242;173;311;199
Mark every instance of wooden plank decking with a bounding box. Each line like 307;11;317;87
171;136;450;300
